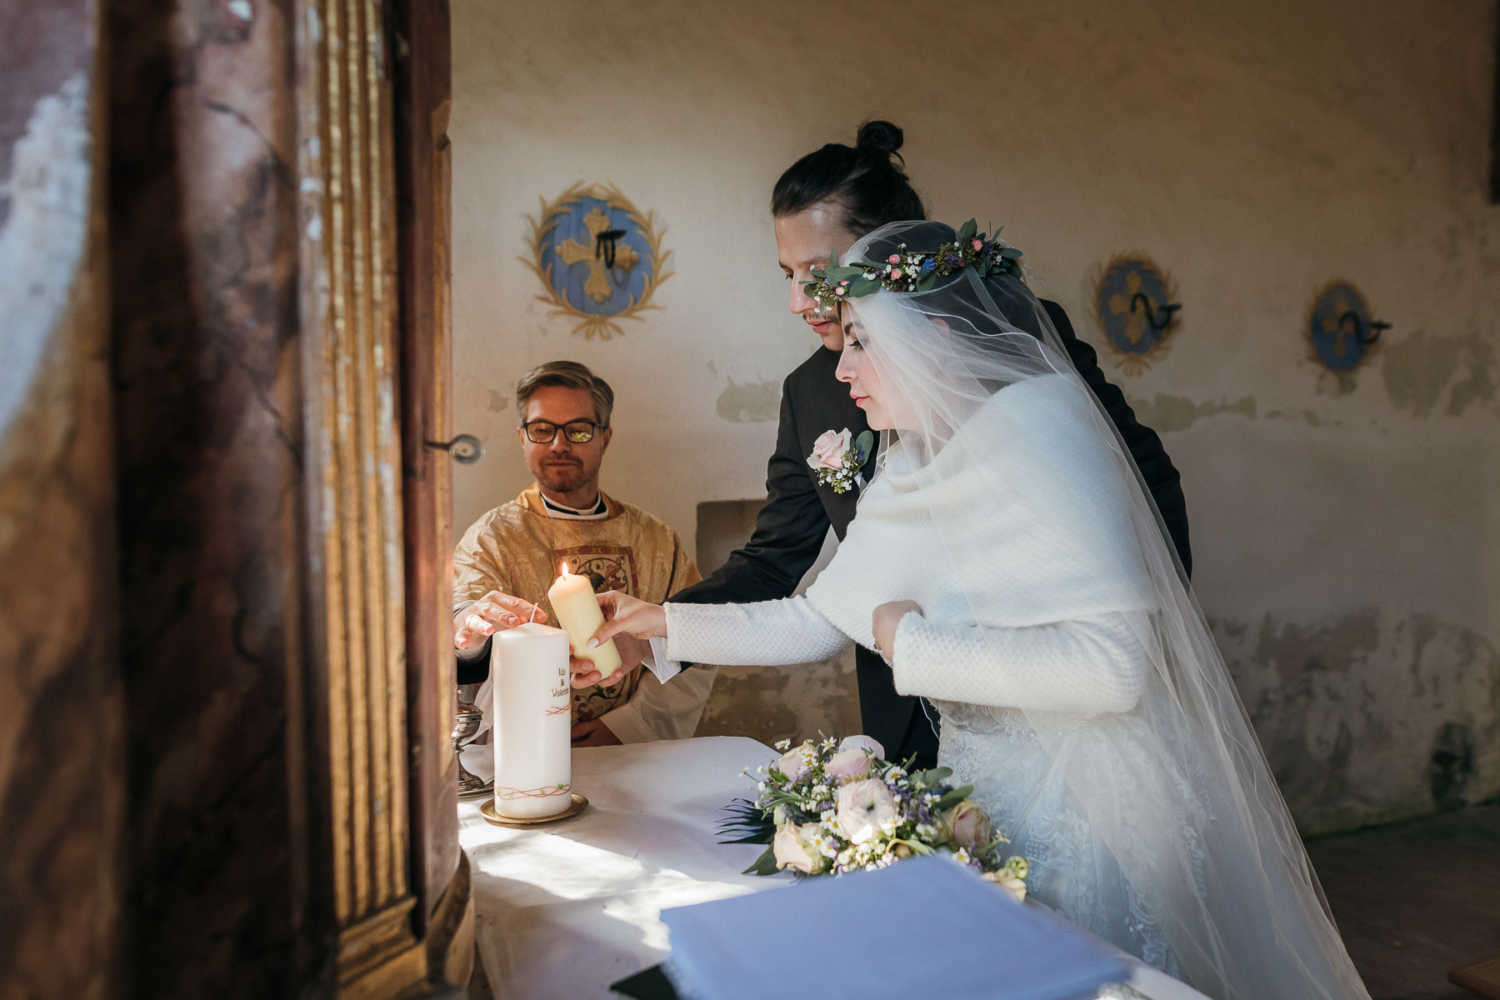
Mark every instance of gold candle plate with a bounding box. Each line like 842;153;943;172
480;793;589;827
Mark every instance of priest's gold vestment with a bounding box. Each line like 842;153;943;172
454;484;715;742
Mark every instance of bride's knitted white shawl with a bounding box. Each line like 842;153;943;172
804;374;1155;648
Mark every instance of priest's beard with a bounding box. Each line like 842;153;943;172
536;458;593;496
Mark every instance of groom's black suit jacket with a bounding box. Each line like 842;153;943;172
670;299;1191;769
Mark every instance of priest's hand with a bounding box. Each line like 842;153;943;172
566;635;651;690
570;719;622;747
568;653;629;690
454;590;547;651
872;600;922;664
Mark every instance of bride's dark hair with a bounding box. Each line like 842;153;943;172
771;120;927;236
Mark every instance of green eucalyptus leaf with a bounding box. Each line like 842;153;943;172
934;785;975;812
828;247;839;268
957;218;978;243
1000;247;1022;259
825;265;867;282
743;845;781;877
913;767;953;788
916;271;938;292
848;278;881;297
853;430;875;463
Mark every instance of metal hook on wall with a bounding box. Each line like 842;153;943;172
1339;310;1390;345
1130;292;1182;331
424;433;484;464
595;228;628;269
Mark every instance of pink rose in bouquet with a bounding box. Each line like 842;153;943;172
772;821;825;874
807;428;852;471
944;798;993;852
836;778;899;844
773;740;816;781
824;747;873;782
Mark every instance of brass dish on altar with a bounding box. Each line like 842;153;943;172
480;793;588;827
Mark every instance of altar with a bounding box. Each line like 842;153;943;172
459;737;1213;1000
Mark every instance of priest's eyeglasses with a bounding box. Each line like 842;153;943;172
522;420;605;444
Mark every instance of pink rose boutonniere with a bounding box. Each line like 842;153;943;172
806;428;875;495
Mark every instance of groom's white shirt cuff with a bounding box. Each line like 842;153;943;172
642;636;683;684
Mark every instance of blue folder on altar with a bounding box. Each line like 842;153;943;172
658;856;1129;1000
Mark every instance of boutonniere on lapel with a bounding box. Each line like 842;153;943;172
806;428;875;495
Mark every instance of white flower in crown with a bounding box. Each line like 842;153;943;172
806;428;876;495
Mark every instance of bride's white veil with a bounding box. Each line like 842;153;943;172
837;220;1369;1000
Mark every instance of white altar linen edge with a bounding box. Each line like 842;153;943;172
460;737;1212;1000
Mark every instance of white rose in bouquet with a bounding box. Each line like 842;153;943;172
772;821;825;874
984;857;1030;902
837;735;885;758
836;778;900;845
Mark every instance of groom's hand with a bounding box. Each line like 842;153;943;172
454;590;547;651
872;599;922;663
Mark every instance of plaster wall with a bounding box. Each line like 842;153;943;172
451;0;1500;832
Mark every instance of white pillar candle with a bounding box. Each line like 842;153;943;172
490;622;573;819
547;563;623;677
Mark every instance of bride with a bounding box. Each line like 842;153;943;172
584;219;1370;1000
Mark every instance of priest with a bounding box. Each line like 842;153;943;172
453;361;715;747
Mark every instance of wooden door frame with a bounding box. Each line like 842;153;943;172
294;0;464;993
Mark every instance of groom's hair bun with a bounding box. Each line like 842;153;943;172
772;119;927;238
855;120;904;156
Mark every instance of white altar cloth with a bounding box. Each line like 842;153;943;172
460;736;1210;1000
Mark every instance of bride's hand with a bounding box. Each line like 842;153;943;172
872;600;922;663
590;591;667;645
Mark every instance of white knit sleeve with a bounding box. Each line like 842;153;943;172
664;597;852;667
889;611;1151;715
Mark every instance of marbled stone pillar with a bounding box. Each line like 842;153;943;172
108;1;311;996
0;2;123;999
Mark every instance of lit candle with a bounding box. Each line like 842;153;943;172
490;622;573;819
547;562;623;679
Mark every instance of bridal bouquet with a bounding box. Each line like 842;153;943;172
722;735;1030;900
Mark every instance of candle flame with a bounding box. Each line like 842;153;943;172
559;561;570;578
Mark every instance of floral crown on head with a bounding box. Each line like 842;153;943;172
803;219;1024;314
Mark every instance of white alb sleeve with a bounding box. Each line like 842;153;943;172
890;611;1152;715
664;597;852;667
600;663;718;743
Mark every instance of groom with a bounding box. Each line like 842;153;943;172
669;122;1192;770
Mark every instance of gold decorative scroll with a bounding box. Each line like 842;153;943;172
295;0;424;992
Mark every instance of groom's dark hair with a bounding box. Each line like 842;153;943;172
771;120;927;236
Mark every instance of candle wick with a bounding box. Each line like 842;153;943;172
528;605;539;625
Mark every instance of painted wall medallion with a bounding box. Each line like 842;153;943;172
1307;281;1387;373
1091;252;1183;376
522;182;673;340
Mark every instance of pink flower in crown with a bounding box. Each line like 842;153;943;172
887;254;900;264
971;239;983;250
807;428;852;471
